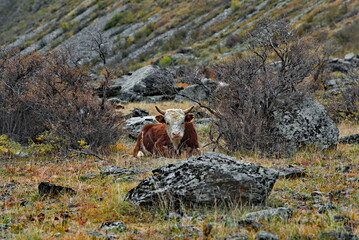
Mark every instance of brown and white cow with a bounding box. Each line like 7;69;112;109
133;106;200;158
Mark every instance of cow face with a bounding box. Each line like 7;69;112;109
155;106;194;147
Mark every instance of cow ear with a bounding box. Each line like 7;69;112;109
185;113;194;122
155;115;166;123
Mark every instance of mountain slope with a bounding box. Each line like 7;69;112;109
1;0;358;71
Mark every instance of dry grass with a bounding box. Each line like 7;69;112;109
0;104;358;239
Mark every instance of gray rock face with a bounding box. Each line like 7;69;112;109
125;116;156;139
112;65;176;102
272;94;339;152
126;152;278;206
244;207;293;221
255;231;279;240
175;79;220;102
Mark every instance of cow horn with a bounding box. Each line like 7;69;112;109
155;106;165;115
183;106;194;114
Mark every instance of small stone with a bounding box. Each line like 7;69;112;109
238;219;263;231
344;53;355;61
318;230;358;240
100;221;126;231
346;177;359;182
311;191;325;197
328;189;347;200
54;232;61;237
88;231;119;239
20;200;31;206
79;173;98;181
245;207;293;221
334;215;351;223
273;166;307;179
114;176;138;182
317;203;337;214
165;212;182;220
255;231;279;240
38;181;76;197
101;166;136;176
335;165;352;173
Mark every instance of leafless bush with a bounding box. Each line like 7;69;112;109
202;19;321;152
0;48;121;152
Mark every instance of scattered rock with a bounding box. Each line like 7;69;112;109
328;189;347;200
88;231;119;239
114;176;138;182
20;200;32;206
334;215;351;223
272;94;339;153
125;116;157;139
222;230;250;240
311;191;325;197
346;177;359;182
130;108;149;117
237;219;263;231
101;166;137;176
318;231;358;240
335;165;353;173
100;221;126;231
273;166;307;179
255;231;279;240
292;192;312;201
0;192;10;200
38;182;76;197
79;173;98;181
244;207;293;221
126;152;278;206
339;133;359;144
168;225;201;239
1;181;19;189
344;52;355;61
316;203;337;214
0;222;10;231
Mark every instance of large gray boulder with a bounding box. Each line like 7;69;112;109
175;78;218;102
126;152;278;206
272;94;339;152
112;65;176;102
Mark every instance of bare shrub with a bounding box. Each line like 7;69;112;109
197;20;321;153
0;48;121;152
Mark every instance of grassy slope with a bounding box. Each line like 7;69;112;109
0;102;358;240
1;0;358;70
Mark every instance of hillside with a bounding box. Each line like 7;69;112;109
0;0;358;239
1;0;359;71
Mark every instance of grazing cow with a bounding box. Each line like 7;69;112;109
133;106;200;158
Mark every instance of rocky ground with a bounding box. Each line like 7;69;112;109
0;113;358;239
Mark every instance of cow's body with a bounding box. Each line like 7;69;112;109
133;107;200;158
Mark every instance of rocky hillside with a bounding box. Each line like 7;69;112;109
1;0;358;71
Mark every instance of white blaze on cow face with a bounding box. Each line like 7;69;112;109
156;109;186;149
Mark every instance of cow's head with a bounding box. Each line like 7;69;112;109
155;106;194;144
